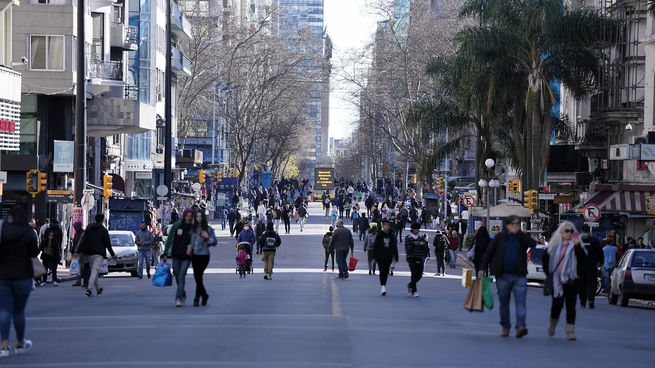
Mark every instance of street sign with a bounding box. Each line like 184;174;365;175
81;193;94;211
463;195;475;207
156;185;168;197
584;221;600;228
83;189;94;195
583;204;601;222
539;193;555;200
46;190;74;204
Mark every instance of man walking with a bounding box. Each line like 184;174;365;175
298;203;307;232
227;209;237;236
259;222;281;280
405;223;429;297
579;224;603;309
135;221;154;279
328;220;355;280
479;215;536;338
78;214;116;297
163;209;194;307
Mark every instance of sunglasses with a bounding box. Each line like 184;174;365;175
563;229;574;234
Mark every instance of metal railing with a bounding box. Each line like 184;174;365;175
88;60;123;81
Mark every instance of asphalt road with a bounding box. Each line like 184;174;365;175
5;202;654;367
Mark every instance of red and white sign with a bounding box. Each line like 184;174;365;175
583;204;601;222
463;195;475;207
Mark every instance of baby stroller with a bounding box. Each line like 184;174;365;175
236;241;254;274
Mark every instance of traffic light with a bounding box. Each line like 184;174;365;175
523;190;538;214
509;178;521;194
217;171;223;182
411;174;417;184
436;177;444;191
103;174;113;197
647;195;655;215
26;170;38;194
37;171;47;192
199;170;206;184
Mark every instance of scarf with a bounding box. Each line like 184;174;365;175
549;240;578;298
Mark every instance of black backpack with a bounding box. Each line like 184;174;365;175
264;236;277;250
322;233;332;250
434;235;447;251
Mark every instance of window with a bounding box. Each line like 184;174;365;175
30;35;64;71
91;13;104;60
126;132;152;161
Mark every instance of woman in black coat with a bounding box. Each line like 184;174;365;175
40;230;61;286
472;226;492;275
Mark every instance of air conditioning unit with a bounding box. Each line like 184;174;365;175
632;135;648;145
609;144;630;160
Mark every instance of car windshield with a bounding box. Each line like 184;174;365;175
109;234;134;246
631;252;655;269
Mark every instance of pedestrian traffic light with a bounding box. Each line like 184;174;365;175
37;171;47;192
199;170;206;184
523;190;538;214
26;170;38;194
103;173;113;197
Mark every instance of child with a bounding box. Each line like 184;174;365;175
236;246;248;278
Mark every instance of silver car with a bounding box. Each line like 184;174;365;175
608;249;655;307
107;231;139;277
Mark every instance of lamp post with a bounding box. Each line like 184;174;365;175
479;159;500;229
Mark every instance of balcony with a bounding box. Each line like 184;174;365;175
171;3;192;40
88;59;125;96
171;47;191;77
110;23;138;51
87;97;149;138
574;120;608;151
0;66;21;104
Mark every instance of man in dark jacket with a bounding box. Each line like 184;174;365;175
227;209;237;236
78;214;116;297
259;222;281;280
479;215;536;338
163;208;194;307
579;224;603;309
328;220;355;280
255;219;266;254
70;221;89;287
405;223;430;297
357;213;369;241
373;221;399;296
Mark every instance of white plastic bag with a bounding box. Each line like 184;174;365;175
99;259;109;274
69;258;80;275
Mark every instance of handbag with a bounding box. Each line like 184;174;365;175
464;279;484;312
32;257;47;278
543;254;565;296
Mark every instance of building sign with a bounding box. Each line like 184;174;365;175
0;119;20;151
125;160;153;171
314;168;334;191
632;144;655;161
46;190;74;203
135;172;153;179
53;140;75;172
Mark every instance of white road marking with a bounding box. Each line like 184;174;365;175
0;362;352;368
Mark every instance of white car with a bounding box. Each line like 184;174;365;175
608;249;655;307
107;231;139;277
526;245;548;283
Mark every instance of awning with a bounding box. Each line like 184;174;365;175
589;190;654;212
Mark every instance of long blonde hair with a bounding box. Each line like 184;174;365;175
547;221;578;254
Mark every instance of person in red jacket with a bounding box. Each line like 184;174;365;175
448;231;459;268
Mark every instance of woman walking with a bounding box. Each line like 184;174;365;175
282;204;292;234
373;221;399;296
188;210;217;307
472;226;492;275
542;221;586;341
363;224;378;275
274;206;282;234
40;231;61;286
0;206;39;357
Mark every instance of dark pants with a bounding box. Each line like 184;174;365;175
436;251;445;274
408;258;424;293
191;255;210;299
77;262;91;286
41;254;58;283
377;259;392;286
324;249;335;270
551;282;578;325
458;235;464;251
0;279;32;342
578;272;597;306
229;222;235;235
367;251;376;272
335;251;348;278
284;219;291;233
397;226;404;242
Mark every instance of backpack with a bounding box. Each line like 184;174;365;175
434;235;447;251
264;236;277;250
324;198;330;204
322;233;332;250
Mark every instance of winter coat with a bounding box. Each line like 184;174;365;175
364;232;377;252
405;234;430;260
259;230;282;252
480;230;536;277
188;226;217;256
373;230;399;263
163;221;193;260
329;226;354;253
78;223;116;258
0;222;39;280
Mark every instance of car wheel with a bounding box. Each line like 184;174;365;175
130;271;139;277
608;289;618;305
619;291;630;308
595;278;602;296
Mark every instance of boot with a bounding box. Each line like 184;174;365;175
368;269;372;275
564;324;576;341
547;318;559;337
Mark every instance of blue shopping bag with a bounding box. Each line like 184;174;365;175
152;262;172;287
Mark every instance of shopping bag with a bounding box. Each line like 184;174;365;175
348;257;358;272
152;262;173;287
463;279;484;312
69;258;80;276
462;268;472;288
481;276;494;310
99;259;109;275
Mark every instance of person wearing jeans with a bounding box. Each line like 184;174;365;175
602;240;618;292
135;222;154;279
163;208;194;307
479;215;536;338
328;220;354;280
188;210;217;307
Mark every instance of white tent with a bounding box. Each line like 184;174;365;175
471;202;546;218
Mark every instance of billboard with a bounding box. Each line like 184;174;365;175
314;168;335;191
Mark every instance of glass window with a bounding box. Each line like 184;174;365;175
10;94;38;156
91;12;104;60
126;131;152;161
30;35;64;71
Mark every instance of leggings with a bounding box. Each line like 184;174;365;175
284;219;291;233
0;279;32;342
191;255;210;299
41;254;58;283
324;249;335;270
436;251;445;274
377;260;392;286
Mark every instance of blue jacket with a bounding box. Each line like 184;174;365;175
237;229;257;246
187;226;217;256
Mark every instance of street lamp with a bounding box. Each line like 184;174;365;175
480;159;498;229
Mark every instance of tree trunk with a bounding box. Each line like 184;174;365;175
529;89;542;191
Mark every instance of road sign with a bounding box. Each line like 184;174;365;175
584;221;599;228
583;204;601;222
81;193;94;211
46;190;74;204
156;185;168;197
463;195;475;207
539;193;555;200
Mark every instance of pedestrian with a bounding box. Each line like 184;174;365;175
405;223;430;297
236;245;248;278
39;231;61;286
329;220;355;280
274;206;282;234
283;204;292;234
324;195;331;218
602;239;618;292
227;209;237;236
479;215;536;338
38;218;49;245
322;226;335;272
351;208;359;233
395;212;404;242
135;221;154;280
163;208;194;307
578;224;603;309
77;214;117;297
373;221;399;295
364;224;378;275
70;221;89;288
472;226;492;275
188;210;217;307
345;201;352;219
237;221;257;251
170;207;179;224
259;222;281;280
298;204;307;232
0;206;39;357
542;221;586;341
152;223;163;269
330;206;338;228
218;206;227;231
255;219;266;254
357;212;369;241
447;231;458;268
457;216;467;251
433;230;448;276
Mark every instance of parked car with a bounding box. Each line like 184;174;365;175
107;231;139;277
526;245;547;284
608;249;655;307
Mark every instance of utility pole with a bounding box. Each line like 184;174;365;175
74;0;86;205
163;0;173;199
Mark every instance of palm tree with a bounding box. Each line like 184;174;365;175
429;0;611;191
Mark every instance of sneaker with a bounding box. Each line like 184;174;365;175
239;275;243;279
175;299;183;307
85;289;93;297
72;282;81;287
39;282;46;287
268;274;272;280
0;347;9;358
52;281;58;286
147;274;151;279
138;276;143;280
201;294;209;306
380;285;387;296
389;270;394;276
181;297;186;305
264;275;269;280
369;269;372;275
97;288;103;296
14;340;32;355
193;298;200;307
323;268;327;272
411;293;419;298
589;302;595;309
434;273;440;276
